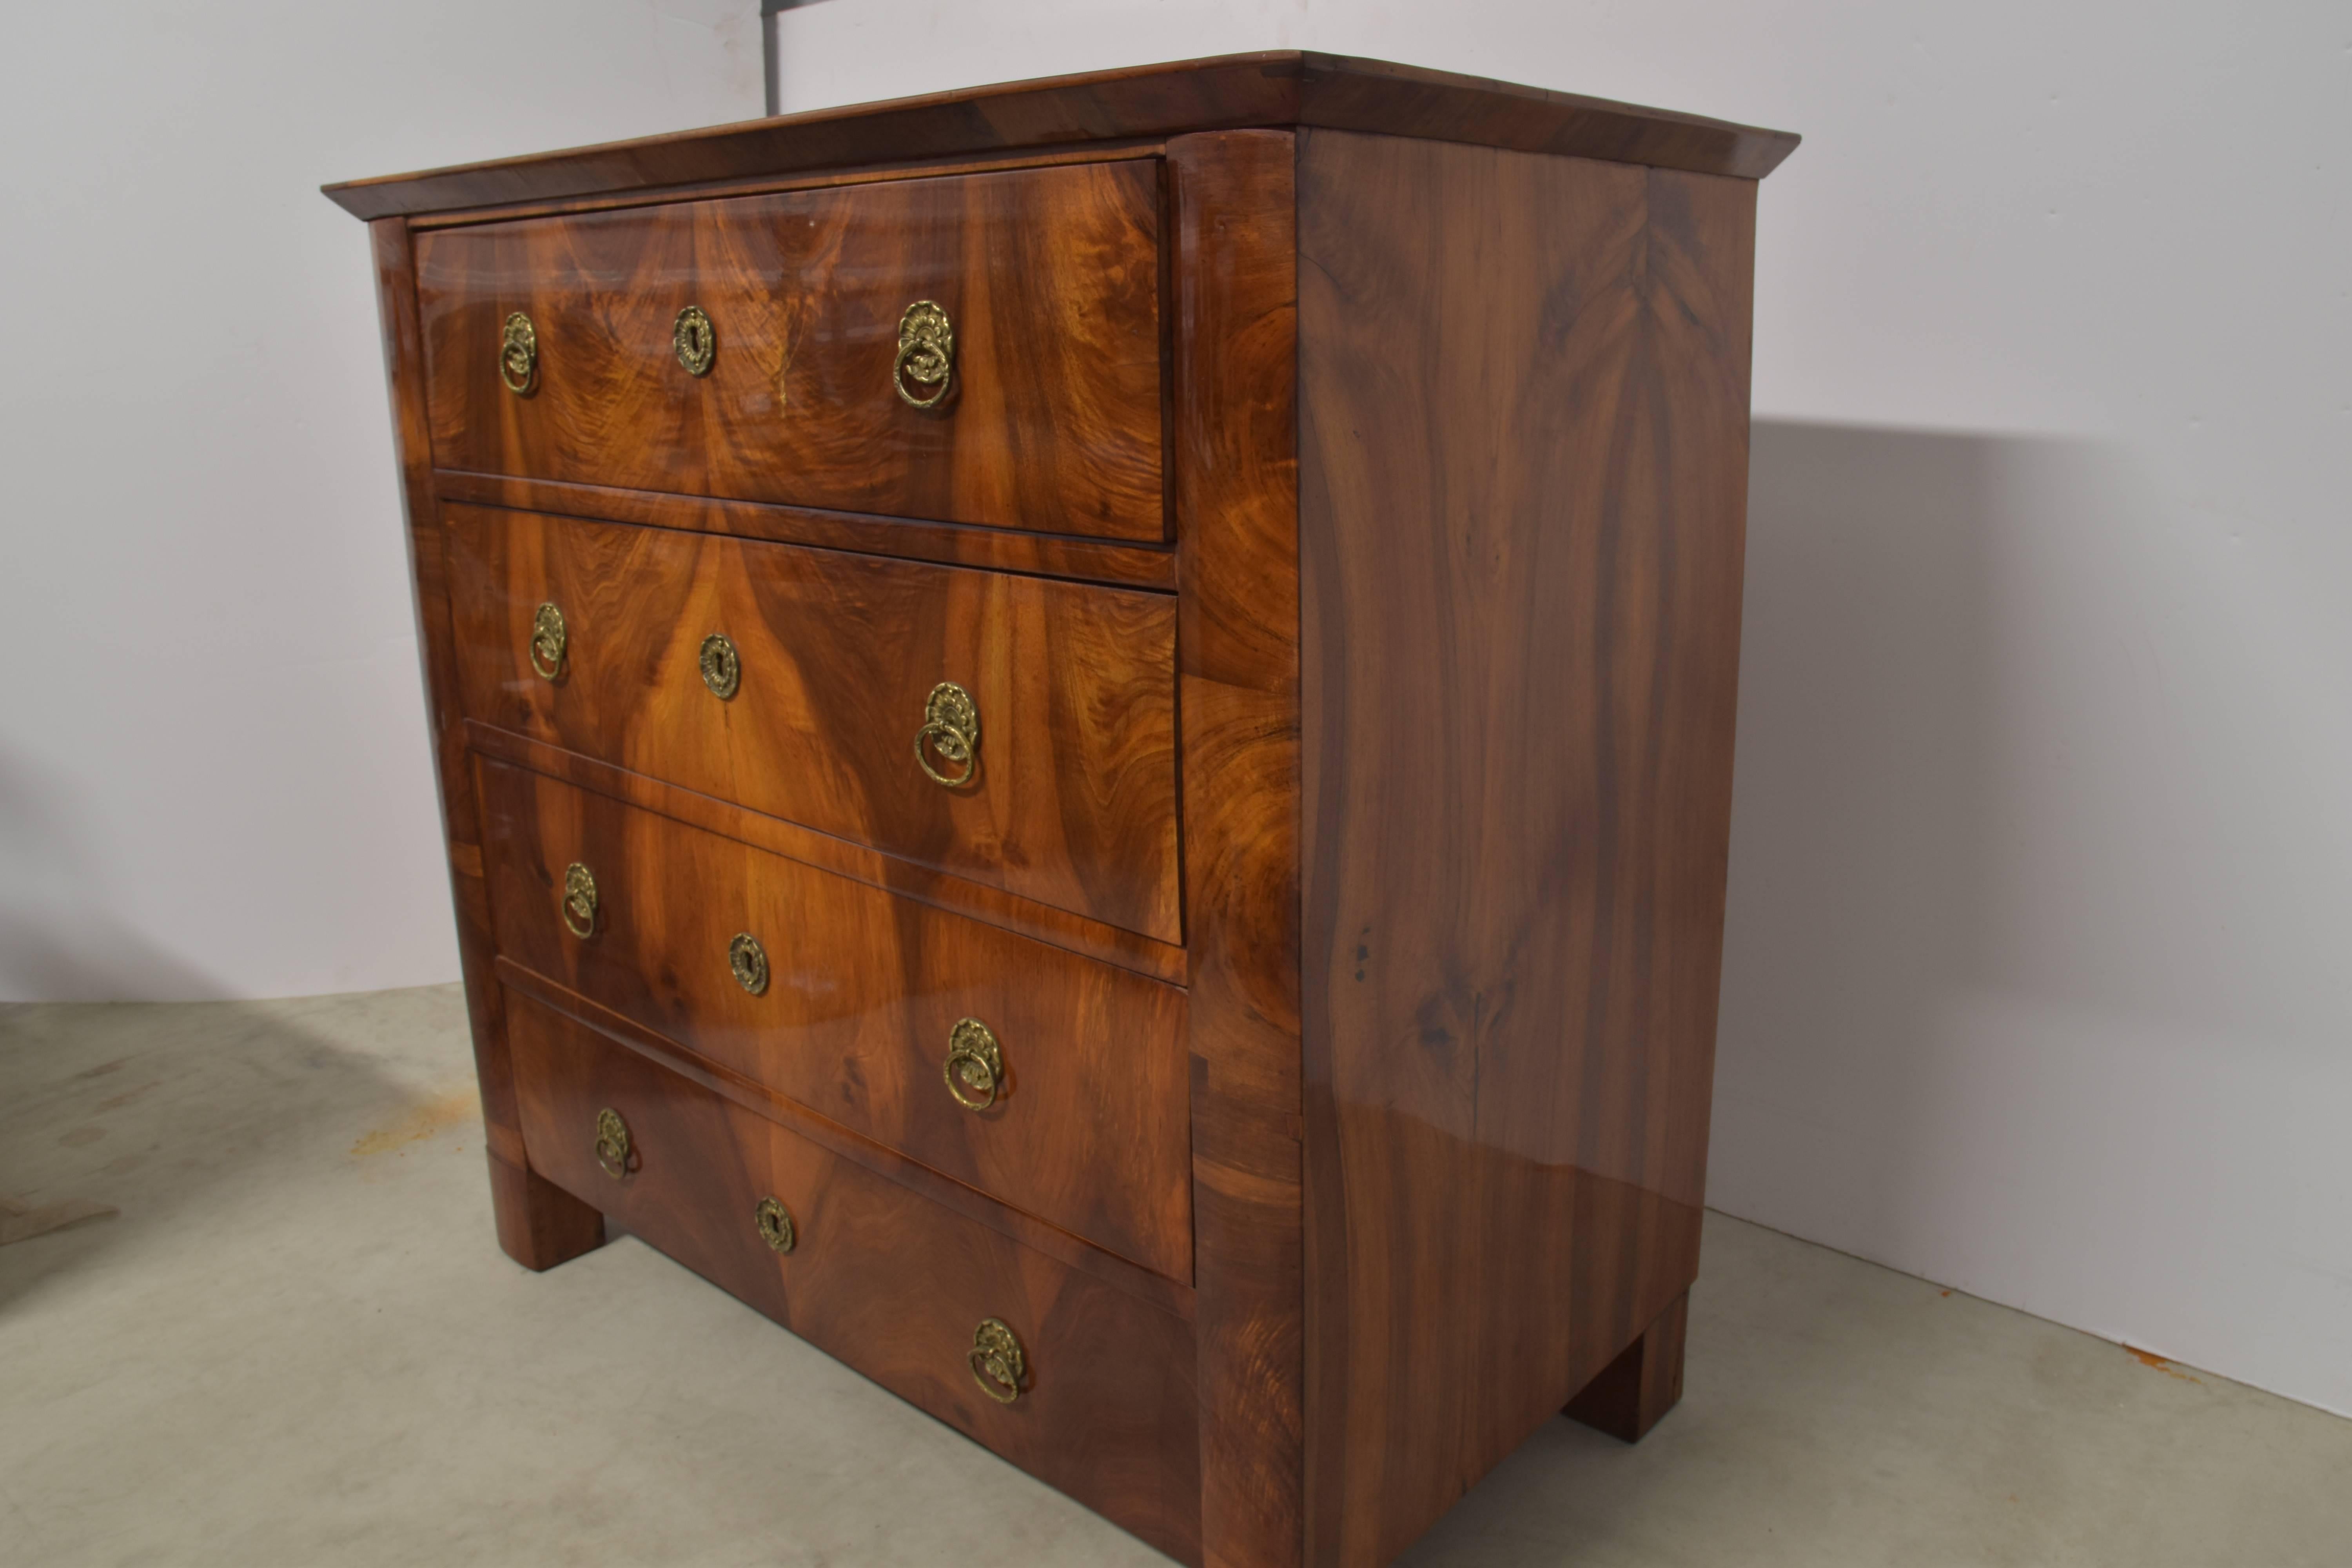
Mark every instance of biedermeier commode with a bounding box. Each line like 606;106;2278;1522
326;53;1796;1567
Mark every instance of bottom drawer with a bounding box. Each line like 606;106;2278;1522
504;990;1202;1564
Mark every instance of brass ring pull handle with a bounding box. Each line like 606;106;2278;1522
560;862;598;938
499;312;538;394
728;933;770;996
913;682;980;789
968;1317;1027;1405
699;633;740;700
529;602;567;680
593;1107;632;1180
673;305;716;377
753;1196;796;1254
893;300;955;409
943;1018;1004;1112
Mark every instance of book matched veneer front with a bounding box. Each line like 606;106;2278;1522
476;758;1192;1283
446;504;1181;944
415;159;1167;541
505;992;1201;1564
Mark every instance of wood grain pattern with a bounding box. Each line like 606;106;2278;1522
477;757;1193;1283
323;53;1799;221
348;69;1790;1568
1296;131;1754;1566
504;991;1202;1564
368;216;604;1272
417;161;1165;540
466;723;1187;985
1167;131;1306;1568
407;140;1176;232
1562;1287;1688;1443
433;472;1178;591
496;961;1194;1319
446;504;1181;944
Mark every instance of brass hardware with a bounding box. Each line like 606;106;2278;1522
913;682;980;788
943;1018;1004;1112
561;862;598;938
893;300;955;409
593;1107;632;1180
499;312;538;394
753;1196;796;1254
728;933;770;996
968;1317;1026;1405
529;601;567;680
673;305;716;377
699;633;740;700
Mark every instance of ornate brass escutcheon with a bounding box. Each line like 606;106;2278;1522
943;1018;1004;1112
698;633;740;700
753;1196;796;1254
968;1317;1027;1405
892;300;955;409
528;601;567;680
499;311;537;394
593;1107;632;1180
913;682;980;789
673;305;716;376
728;932;769;996
560;862;598;938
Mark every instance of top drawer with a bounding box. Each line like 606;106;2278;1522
414;161;1166;542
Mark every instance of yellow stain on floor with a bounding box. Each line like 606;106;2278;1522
2125;1346;2206;1386
350;1086;481;1158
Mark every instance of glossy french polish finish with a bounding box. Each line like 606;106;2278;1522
414;161;1166;541
503;992;1201;1563
1296;129;1753;1566
338;53;1796;1568
445;504;1182;944
477;759;1193;1282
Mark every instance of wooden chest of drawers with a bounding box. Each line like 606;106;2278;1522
329;53;1795;1568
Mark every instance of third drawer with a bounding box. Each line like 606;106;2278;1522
477;756;1193;1282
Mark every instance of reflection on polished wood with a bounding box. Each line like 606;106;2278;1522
1296;129;1755;1565
492;960;1194;1318
416;161;1165;541
505;992;1201;1562
322;53;1799;221
446;503;1181;944
339;53;1791;1568
463;723;1187;984
477;757;1192;1283
1167;129;1308;1568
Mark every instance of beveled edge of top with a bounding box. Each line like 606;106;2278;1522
322;51;1800;221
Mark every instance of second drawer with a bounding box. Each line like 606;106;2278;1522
447;504;1182;944
477;757;1193;1281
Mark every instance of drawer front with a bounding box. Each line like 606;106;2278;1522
505;993;1201;1564
478;758;1192;1283
415;160;1166;541
447;505;1181;944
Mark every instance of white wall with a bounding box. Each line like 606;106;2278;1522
4;0;2340;1424
771;3;2352;1416
0;2;763;1002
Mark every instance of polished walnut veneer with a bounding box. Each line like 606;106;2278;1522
505;994;1203;1559
476;757;1192;1279
446;503;1183;940
332;51;1793;1568
417;160;1167;539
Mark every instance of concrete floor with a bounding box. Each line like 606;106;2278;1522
2;988;2346;1567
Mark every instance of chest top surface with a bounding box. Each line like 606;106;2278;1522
323;50;1797;221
